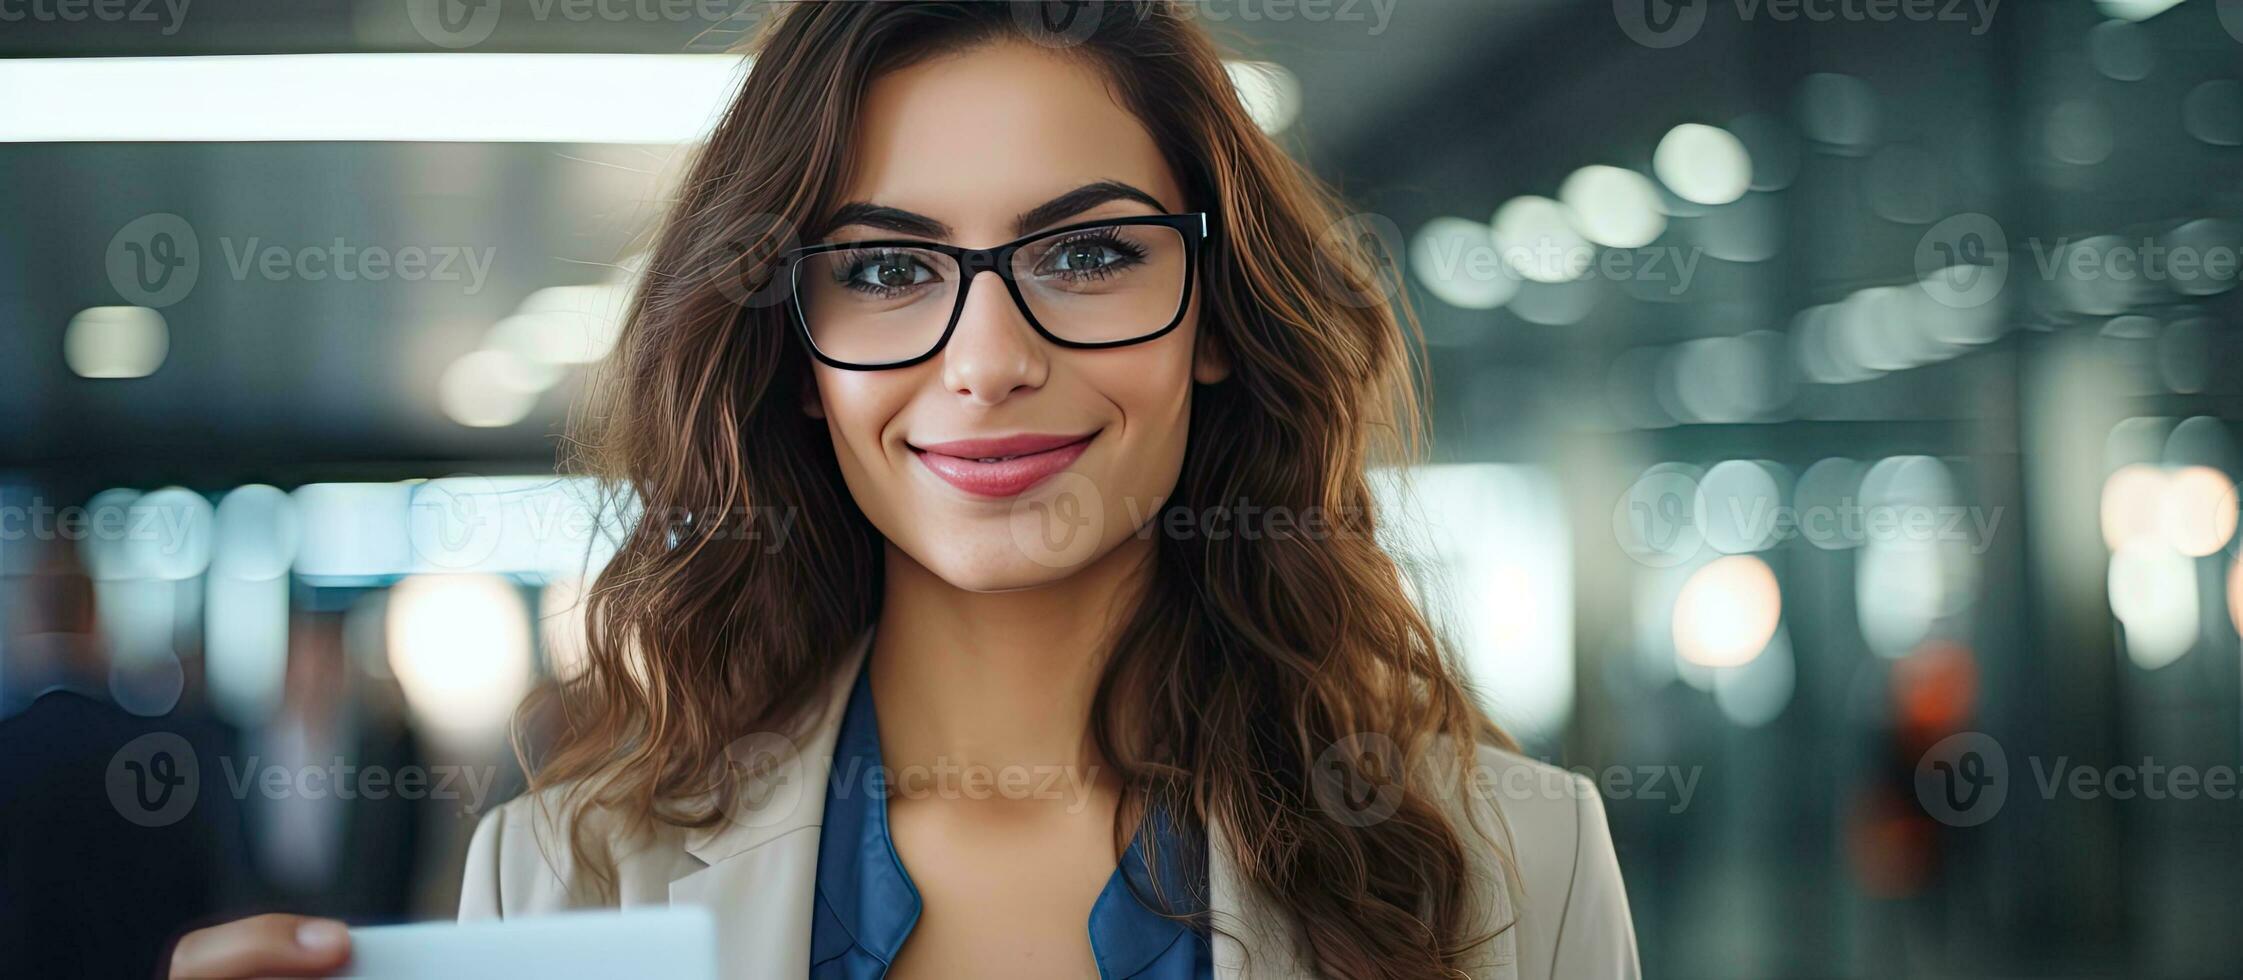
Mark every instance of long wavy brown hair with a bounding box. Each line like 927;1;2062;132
527;2;1514;976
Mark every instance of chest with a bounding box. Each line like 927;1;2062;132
884;798;1120;980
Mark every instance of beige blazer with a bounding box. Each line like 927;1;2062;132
457;631;1639;979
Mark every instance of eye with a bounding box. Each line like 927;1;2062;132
1032;232;1147;280
836;250;939;294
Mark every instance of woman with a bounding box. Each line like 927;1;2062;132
169;3;1637;978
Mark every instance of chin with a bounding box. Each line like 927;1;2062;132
909;533;1100;593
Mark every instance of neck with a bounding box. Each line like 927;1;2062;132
868;534;1153;778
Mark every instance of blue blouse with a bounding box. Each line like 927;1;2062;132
808;659;1213;979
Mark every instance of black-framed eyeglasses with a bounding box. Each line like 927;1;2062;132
781;212;1209;371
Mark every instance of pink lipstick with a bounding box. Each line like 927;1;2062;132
910;431;1097;498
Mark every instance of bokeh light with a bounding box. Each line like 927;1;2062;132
63;306;167;379
386;574;534;743
2159;465;2238;558
2108;541;2198;669
1410;217;1516;309
439;349;543;428
1652;123;1753;206
2100;464;2168;551
1560;165;1667;249
1674;554;1782;668
1491;196;1592;284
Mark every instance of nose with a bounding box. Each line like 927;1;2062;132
939;269;1047;406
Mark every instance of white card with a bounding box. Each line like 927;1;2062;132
344;907;718;979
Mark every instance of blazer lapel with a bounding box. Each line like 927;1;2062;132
1207;823;1314;978
667;629;873;980
1206;792;1520;980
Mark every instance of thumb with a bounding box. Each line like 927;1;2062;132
170;913;352;978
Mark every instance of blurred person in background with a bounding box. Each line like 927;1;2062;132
233;610;423;920
0;538;233;979
166;2;1637;979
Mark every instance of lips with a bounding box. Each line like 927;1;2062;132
910;431;1098;498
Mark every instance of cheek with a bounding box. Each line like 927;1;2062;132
1101;346;1195;441
814;369;910;455
812;367;918;517
1082;327;1203;497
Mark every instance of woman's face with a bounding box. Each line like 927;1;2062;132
804;40;1227;593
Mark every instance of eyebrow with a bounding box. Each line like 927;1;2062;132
820;180;1170;242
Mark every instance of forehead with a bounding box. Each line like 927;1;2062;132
835;41;1183;235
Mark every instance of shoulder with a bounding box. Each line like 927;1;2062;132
1441;741;1642;980
457;782;702;920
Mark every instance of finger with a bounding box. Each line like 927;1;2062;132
171;914;351;978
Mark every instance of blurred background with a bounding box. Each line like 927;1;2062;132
4;0;2242;977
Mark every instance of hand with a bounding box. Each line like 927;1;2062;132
168;913;351;978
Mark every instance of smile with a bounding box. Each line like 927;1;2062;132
908;431;1099;498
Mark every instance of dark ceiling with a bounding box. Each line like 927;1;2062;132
0;0;1567;488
